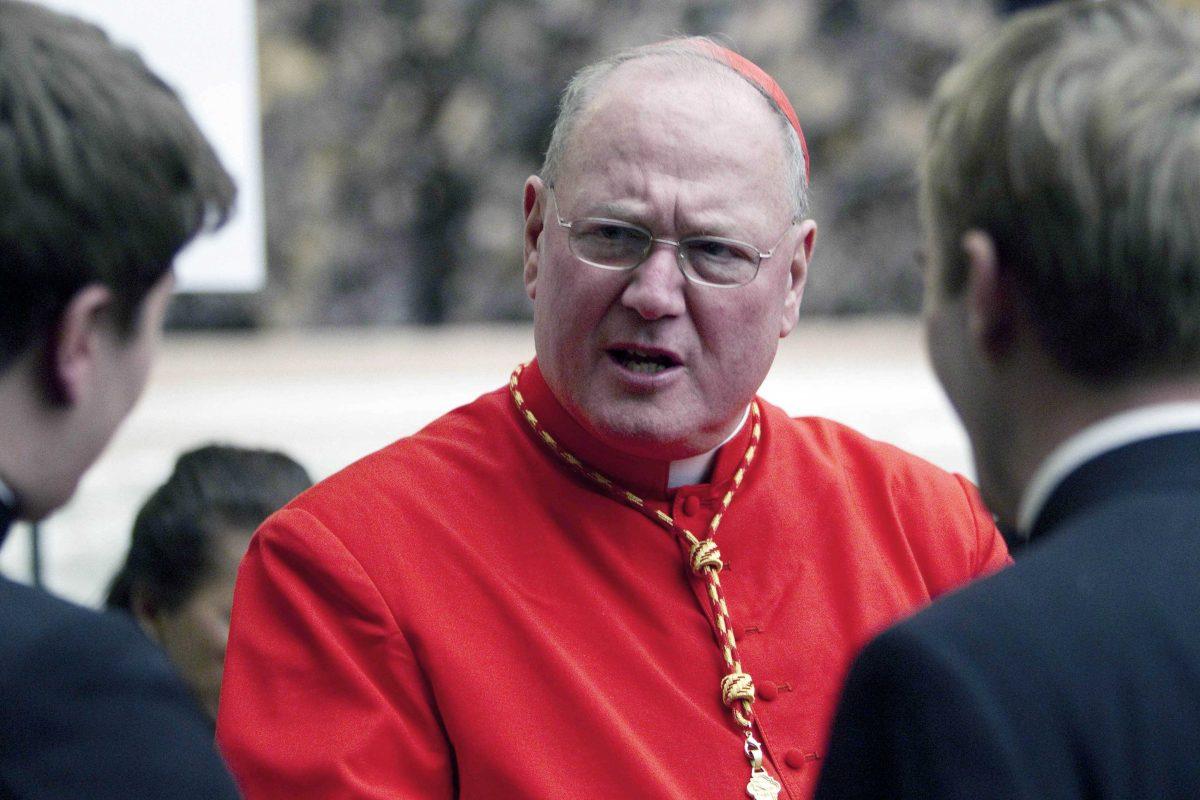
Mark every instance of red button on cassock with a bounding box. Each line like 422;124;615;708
757;680;778;701
682;495;701;516
784;749;807;770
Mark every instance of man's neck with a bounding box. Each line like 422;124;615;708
0;371;31;523
0;475;15;511
1017;400;1200;534
0;473;15;536
994;374;1200;533
514;361;756;498
0;375;20;534
0;353;72;523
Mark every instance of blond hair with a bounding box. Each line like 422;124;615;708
923;0;1200;381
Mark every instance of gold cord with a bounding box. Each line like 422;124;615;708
509;363;763;734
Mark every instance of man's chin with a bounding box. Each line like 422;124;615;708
970;452;1018;533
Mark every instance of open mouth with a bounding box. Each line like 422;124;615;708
607;346;681;375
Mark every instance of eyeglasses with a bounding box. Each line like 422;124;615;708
548;189;794;288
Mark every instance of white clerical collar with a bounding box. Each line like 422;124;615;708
1017;401;1200;535
667;405;751;489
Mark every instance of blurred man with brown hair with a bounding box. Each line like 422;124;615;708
0;1;239;796
817;1;1200;797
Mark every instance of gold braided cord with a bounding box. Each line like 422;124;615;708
509;363;762;733
721;671;756;707
690;539;724;573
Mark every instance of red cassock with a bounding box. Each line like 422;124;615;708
217;360;1008;800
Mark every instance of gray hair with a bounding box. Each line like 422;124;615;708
540;37;810;219
923;0;1200;382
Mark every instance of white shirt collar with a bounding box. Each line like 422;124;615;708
667;405;751;489
1017;401;1200;534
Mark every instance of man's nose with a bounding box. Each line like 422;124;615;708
619;242;687;320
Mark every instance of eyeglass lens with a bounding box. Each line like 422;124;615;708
568;219;759;286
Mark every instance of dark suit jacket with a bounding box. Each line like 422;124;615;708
815;431;1200;799
0;516;239;798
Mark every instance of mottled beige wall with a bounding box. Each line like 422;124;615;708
255;0;999;325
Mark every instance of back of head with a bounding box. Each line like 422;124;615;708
106;445;312;613
0;0;235;372
923;0;1200;383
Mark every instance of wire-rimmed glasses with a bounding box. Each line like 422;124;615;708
548;188;794;288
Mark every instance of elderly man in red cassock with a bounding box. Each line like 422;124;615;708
217;38;1009;800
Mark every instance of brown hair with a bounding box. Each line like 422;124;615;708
0;1;235;370
106;445;312;613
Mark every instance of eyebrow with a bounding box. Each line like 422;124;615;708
579;203;749;240
583;200;652;223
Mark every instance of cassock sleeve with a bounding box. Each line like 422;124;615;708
813;624;1028;800
217;508;453;799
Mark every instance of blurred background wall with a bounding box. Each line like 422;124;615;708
6;0;1128;602
204;0;1003;329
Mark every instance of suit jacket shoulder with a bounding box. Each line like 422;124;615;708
817;466;1200;800
0;577;239;799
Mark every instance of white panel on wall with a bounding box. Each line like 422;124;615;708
35;0;266;293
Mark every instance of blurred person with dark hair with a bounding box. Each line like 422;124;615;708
817;2;1200;798
0;1;239;797
106;445;313;721
219;36;1007;800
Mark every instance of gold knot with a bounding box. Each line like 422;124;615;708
689;539;723;573
721;671;755;707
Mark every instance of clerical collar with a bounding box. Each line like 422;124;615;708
667;405;750;489
1018;401;1200;535
514;359;757;499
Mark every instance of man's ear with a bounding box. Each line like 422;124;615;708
523;176;547;301
779;219;817;338
962;230;1017;363
48;284;115;406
